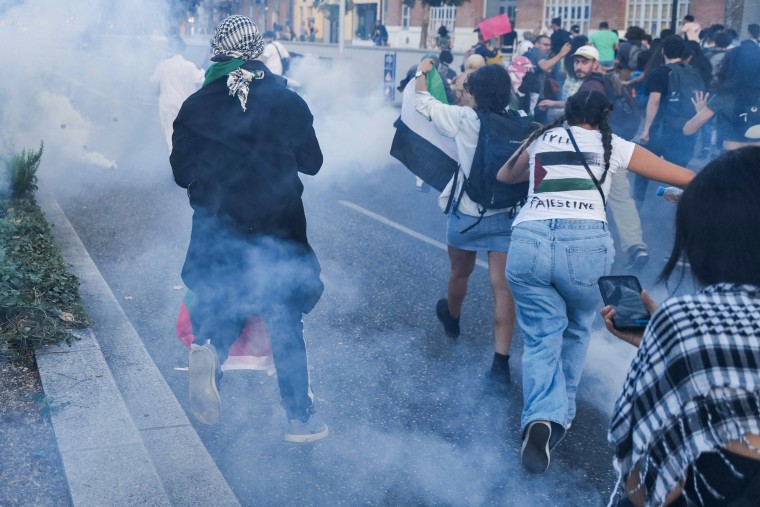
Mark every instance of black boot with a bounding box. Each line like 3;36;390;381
485;352;511;392
436;298;460;338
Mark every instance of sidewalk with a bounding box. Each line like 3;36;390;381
35;187;240;506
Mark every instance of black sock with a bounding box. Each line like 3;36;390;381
491;352;510;371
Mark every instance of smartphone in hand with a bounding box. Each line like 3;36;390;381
598;276;651;331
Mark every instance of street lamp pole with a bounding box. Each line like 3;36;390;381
339;0;345;57
670;0;679;30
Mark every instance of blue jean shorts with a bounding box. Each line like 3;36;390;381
446;211;515;253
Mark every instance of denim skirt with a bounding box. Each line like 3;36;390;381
446;211;515;253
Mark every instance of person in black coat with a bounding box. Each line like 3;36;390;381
170;15;328;442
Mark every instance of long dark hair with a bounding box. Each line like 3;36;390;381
506;91;614;178
466;64;512;113
660;147;760;287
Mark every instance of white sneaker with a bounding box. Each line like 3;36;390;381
188;342;221;425
284;414;329;443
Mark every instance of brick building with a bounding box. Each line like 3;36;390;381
385;0;734;50
189;0;752;50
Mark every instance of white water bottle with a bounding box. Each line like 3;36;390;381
657;186;683;203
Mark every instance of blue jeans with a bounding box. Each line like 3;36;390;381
506;219;614;432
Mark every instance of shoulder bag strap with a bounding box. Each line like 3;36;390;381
564;127;607;210
444;167;465;215
272;42;284;61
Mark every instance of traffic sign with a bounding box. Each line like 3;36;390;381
384;52;396;101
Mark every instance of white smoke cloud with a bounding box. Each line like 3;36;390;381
0;0;171;173
289;55;399;187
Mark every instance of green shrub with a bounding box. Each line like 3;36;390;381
5;142;44;199
0;196;87;363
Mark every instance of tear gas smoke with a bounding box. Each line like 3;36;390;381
0;2;693;503
0;0;171;172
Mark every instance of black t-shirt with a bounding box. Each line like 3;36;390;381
645;65;671;132
551;29;571;56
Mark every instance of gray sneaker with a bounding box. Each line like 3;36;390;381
188;342;221;425
284;414;329;443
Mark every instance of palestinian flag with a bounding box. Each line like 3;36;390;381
390;67;459;192
533;150;603;193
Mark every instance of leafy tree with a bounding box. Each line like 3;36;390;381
403;0;468;49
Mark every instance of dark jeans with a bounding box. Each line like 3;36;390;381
190;291;314;421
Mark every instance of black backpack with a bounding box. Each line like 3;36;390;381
620;41;642;71
587;73;642;140
664;63;706;129
447;109;537;228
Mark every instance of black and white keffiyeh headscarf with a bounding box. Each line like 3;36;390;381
209;15;265;111
608;283;760;507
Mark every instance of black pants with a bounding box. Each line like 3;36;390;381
190;290;314;421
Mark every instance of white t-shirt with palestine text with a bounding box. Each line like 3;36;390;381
513;125;635;226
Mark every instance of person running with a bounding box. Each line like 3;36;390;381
683;42;760;151
540;45;651;270
639;35;703;177
415;60;533;388
170;15;327;442
496;90;694;474
149;36;204;151
260;30;291;76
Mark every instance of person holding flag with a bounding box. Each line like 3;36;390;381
412;58;526;389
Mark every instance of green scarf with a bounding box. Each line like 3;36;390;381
203;59;245;87
426;67;449;104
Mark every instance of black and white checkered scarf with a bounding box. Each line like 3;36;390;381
209;15;265;111
608;283;760;506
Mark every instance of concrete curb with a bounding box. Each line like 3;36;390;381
36;186;239;506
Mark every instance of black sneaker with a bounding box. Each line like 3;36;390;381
624;246;649;271
521;421;552;474
436;298;460;338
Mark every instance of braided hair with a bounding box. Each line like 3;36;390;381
505;90;614;176
564;90;614;181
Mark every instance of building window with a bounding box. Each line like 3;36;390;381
429;4;456;36
544;0;591;35
402;4;411;29
498;6;517;24
626;0;690;37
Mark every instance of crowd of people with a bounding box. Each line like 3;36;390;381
158;12;759;507
406;13;759;507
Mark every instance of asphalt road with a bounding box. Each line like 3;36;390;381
40;57;693;506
